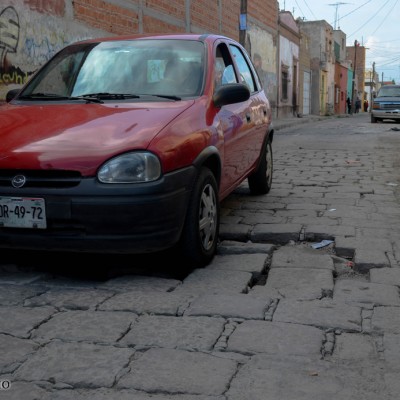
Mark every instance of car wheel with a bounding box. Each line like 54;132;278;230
180;167;219;268
248;140;273;195
371;115;377;123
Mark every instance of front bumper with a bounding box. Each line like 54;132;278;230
0;166;196;254
372;109;400;120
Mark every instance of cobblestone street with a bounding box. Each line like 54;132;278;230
2;112;400;399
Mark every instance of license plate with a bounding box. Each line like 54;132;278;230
0;197;46;229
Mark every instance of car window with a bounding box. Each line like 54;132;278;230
31;50;86;96
377;86;400;97
229;45;256;93
23;40;205;99
214;44;237;90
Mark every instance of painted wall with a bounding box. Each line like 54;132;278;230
0;0;107;100
0;0;279;103
247;23;277;109
278;35;299;117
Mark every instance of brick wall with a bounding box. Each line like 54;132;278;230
73;0;138;34
0;0;279;101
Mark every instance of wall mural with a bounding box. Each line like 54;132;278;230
247;24;277;108
0;2;103;101
0;6;29;88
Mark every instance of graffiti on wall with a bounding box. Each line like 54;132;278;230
0;6;30;86
247;24;278;108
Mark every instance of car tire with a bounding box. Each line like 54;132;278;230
248;140;273;195
371;115;378;123
179;167;220;268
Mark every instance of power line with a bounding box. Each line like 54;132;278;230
347;0;391;38
336;0;373;25
370;0;399;36
301;0;318;19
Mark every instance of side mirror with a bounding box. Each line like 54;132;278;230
213;83;250;108
6;89;21;103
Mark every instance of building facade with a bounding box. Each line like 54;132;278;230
299;20;336;116
1;0;369;117
0;0;279;102
347;42;366;109
277;11;300;118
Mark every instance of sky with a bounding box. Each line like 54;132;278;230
279;0;400;83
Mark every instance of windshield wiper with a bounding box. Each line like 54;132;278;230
80;93;140;100
19;93;103;103
142;94;182;101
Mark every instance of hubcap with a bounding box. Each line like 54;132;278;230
198;183;217;251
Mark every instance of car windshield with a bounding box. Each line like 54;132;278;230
20;39;205;100
377;86;400;97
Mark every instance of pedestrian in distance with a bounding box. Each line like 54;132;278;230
355;97;361;113
346;96;352;114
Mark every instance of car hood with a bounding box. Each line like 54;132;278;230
0;101;193;175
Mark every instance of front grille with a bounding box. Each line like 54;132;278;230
0;170;82;188
382;103;400;110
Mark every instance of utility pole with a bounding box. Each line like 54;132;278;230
370;61;375;112
239;0;247;47
351;39;358;114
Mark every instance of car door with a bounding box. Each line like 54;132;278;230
214;41;266;197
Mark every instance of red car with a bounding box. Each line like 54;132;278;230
1;33;273;267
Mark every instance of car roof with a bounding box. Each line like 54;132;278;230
74;33;230;45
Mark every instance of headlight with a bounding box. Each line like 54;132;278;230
372;102;380;109
98;152;161;183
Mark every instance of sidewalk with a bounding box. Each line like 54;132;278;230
272;111;365;131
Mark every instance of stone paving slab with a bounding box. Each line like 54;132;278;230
370;267;400;286
0;271;46;285
332;333;378;361
383;333;400;371
99;290;188;315
120;315;225;351
172;269;252;296
304;225;355;241
218;223;251;241
48;389;225;400
270;245;334;270
217;240;276;255
14;341;134;388
2;381;50;400
206;254;268;274
335;237;391;270
250;224;302;244
185;294;270;320
0;334;39;374
117;348;237;395
385;373;400;399
0;284;48;306
226;320;323;357
226;354;388;400
0;306;56;338
100;276;182;292
333;279;400;306
253;267;333;300
273;299;362;332
24;287;114;310
372;307;400;334
33;310;137;343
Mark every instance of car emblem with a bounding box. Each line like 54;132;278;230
11;175;27;188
